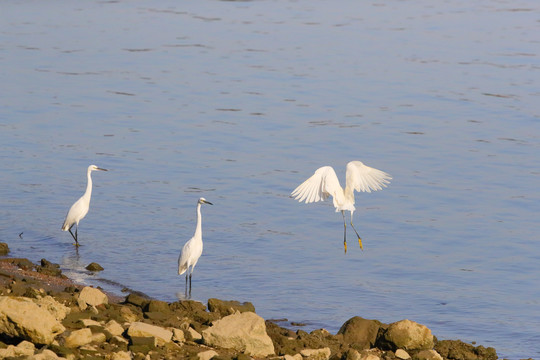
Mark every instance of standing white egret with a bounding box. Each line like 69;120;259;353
61;165;108;246
178;197;213;296
291;161;391;252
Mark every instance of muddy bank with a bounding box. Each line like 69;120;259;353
0;254;506;360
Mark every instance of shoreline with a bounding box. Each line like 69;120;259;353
0;255;508;360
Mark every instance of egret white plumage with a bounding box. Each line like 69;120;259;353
61;165;108;246
291;161;391;252
178;197;213;295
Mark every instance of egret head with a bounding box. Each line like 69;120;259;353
198;197;213;205
89;165;108;172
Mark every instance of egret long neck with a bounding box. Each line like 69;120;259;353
83;170;93;201
194;203;203;239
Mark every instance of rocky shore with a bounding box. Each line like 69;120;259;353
0;252;504;360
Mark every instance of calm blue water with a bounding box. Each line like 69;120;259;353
1;1;539;358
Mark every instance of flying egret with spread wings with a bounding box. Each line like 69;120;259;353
178;197;213;296
62;164;108;246
291;161;391;252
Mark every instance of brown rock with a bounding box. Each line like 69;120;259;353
434;339;498;360
85;262;104;271
207;298;256;316
338;316;382;350
0;243;9;256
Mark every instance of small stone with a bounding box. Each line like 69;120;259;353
396;349;411;359
198;349;219;360
17;340;37;352
172;328;185;343
413;350;443;360
119;306;139;322
361;354;381;360
78;286;108;307
125;293;149;308
127;321;173;346
187;327;202;341
284;354;303;360
85;262;104;271
341;349;360;360
77;297;88;311
110;335;129;346
92;332;107;344
207;298;256;316
37;259;63;277
33;348;63;359
145;299;170;313
0;341;36;357
300;347;331;360
111;351;132;360
131;336;158;347
105;320;125;336
79;319;101;327
65;328;93;348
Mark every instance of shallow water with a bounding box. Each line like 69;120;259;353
1;1;539;358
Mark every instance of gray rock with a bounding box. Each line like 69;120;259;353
202;311;274;357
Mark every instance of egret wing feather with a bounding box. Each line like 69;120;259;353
291;166;343;205
346;161;392;193
178;239;193;275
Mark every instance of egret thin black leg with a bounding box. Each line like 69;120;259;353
350;213;363;250
68;225;79;246
341;211;347;253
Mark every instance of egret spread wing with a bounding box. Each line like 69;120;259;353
345;161;392;193
291;166;343;204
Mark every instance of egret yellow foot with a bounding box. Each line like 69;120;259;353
358;237;363;250
344;241;348;254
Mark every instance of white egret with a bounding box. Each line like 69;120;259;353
178;197;213;295
61;165;108;246
291;161;391;252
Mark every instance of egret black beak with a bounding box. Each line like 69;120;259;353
97;168;108;171
203;200;213;205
